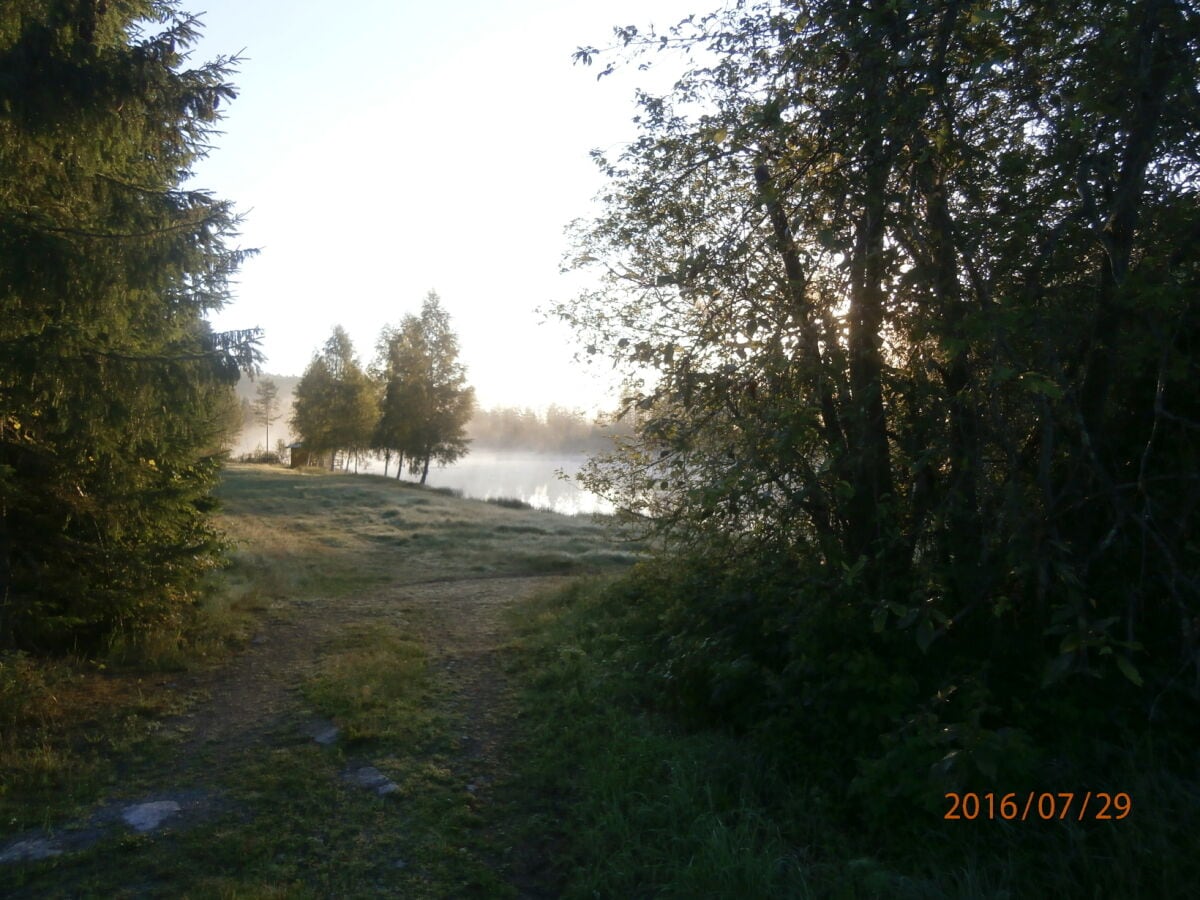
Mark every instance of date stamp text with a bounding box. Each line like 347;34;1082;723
944;792;1131;821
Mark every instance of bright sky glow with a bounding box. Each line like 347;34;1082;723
186;0;702;413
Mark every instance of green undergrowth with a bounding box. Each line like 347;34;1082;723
0;652;190;836
507;578;817;899
507;571;1200;899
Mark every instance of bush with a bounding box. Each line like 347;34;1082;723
554;549;1198;858
237;450;282;464
486;496;534;510
514;561;1200;896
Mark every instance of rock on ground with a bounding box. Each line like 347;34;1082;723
121;801;182;833
0;839;63;864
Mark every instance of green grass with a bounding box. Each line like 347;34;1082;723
290;622;515;897
5;741;504;899
504;576;1200;900
505;579;815;898
7;464;1196;897
2;463;638;897
210;465;639;583
302;624;438;746
0;651;190;835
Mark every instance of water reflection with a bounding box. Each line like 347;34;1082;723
362;451;612;516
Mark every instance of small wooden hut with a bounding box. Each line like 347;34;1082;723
287;442;316;468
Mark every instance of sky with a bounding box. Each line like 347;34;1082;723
184;0;703;414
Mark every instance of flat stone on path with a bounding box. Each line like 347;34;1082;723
302;719;340;745
121;801;181;833
346;765;400;797
0;838;63;864
2;792;214;867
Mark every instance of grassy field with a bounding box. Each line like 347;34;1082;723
5;464;1193;898
0;463;639;898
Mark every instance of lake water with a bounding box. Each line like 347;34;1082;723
358;450;612;516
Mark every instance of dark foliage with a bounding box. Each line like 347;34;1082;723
0;2;257;650
562;0;1200;837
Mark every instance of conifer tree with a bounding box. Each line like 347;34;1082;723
0;2;259;650
251;378;281;457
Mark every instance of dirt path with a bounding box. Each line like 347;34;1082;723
3;574;567;896
170;573;571;772
2;467;616;896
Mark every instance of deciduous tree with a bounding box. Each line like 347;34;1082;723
374;292;474;484
562;0;1199;787
251;378;281;457
291;327;377;470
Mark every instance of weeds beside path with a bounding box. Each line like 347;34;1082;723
1;464;634;898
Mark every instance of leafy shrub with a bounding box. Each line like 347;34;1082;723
524;562;1200;894
0;651;52;729
486;496;534;510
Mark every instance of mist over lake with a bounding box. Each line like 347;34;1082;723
362;450;612;516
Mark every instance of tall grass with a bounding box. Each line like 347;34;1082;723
507;580;813;898
506;575;1200;899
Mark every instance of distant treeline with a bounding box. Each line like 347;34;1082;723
232;381;625;458
467;405;626;453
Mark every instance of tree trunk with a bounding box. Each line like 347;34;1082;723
846;110;896;566
910;104;983;596
754;161;845;564
420;455;430;485
754;163;846;458
1079;0;1172;438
